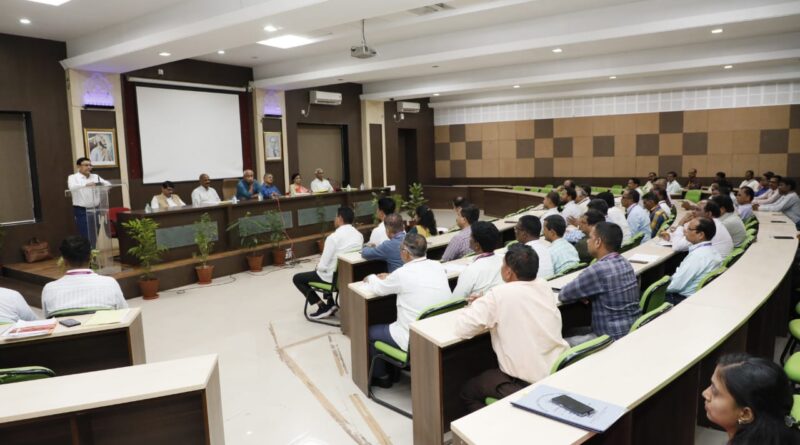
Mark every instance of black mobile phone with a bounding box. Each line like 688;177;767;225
551;394;595;417
59;318;81;328
774;236;794;240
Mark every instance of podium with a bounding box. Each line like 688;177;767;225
65;181;124;275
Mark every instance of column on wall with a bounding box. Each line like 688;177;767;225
360;100;386;188
253;88;289;191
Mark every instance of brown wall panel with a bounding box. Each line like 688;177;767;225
369;123;384;186
80;109;124;209
384;98;434;198
262;116;286;189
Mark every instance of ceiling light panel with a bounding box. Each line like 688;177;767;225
258;35;313;49
26;0;71;5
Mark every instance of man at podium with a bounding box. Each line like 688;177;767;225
67;157;111;240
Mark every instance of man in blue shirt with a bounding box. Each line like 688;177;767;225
665;217;722;305
361;213;406;273
260;173;282;199
622;189;651;243
558;222;641;344
236;169;261;200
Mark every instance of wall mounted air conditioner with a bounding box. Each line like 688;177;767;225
396;101;421;113
310;90;342;105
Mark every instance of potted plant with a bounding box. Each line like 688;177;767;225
402;182;428;228
314;196;332;252
121;217;166;299
193;213;216;284
226;211;268;272
265;210;288;265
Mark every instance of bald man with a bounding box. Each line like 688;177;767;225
310;168;334;193
191;173;221;206
236;169;262;200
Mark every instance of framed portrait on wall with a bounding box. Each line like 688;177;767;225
264;131;282;161
83;128;118;168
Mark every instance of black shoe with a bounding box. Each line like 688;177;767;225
309;301;338;319
371;375;393;389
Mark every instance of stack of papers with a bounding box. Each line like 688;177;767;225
84;309;130;326
629;253;660;264
512;384;626;433
2;319;58;340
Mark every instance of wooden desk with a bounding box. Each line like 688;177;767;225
483;188;546;218
449;212;797;445
0;354;224;445
0;308;145;376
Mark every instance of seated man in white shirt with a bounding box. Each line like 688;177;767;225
661;200;733;258
596;191;632;244
664;217;722;305
514;215;554;279
456;243;569;412
293;207;364;319
191;173;221;206
151;181;186;209
560;187;583;222
452;221;504;300
711;194;747;247
41;236;128;317
734;186;754;221
310;168;335;193
575;185;592;214
367;197;396;246
666;171;683;196
364;233;452;387
754;175;781;205
0;287;38;324
739;170;760;192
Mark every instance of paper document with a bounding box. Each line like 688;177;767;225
628;254;660;263
444;263;468;275
84;309;130;326
656;240;672;247
512;384;626;433
2;319;58;339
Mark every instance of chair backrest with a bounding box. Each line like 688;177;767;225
0;366;55;385
418;298;468;321
505;239;519;247
629;303;673;333
550;335;614;374
741;234;755;249
544;184;554;189
620;232;645;253
685;189;702;203
527;186;539;193
48;306;111;318
697;266;727;290
547;262;587;280
639;275;671;313
721;247;746;268
108;207;131;237
745;227;757;237
512;186;525;191
593;187;608;194
222;178;239;200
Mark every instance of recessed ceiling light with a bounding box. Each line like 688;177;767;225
609;76;617;79
158;52;171;57
723;65;733;69
512;85;521;89
433;93;440;96
19;18;31;25
711;28;723;34
263;25;280;33
552;48;563;53
217;50;225;55
258;35;313;49
25;0;71;5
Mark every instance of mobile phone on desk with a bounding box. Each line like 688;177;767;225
552;394;595;417
59;318;81;328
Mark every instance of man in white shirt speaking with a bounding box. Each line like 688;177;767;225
293;207;364;319
310;168;335;193
67;157;111;242
191;173;220;206
363;233;452;388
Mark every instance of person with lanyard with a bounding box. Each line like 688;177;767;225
642;192;668;239
513;215;553;279
67;157;112;241
753;177;800;230
542;215;580;275
360;213;406;273
260;173;282;199
236;169;261;200
662;200;733;258
734;186;755;221
622;189;650;244
310;168;335;193
452;221;504;300
753;175;781;205
441;203;480;262
572;209;607;265
664;217;722;305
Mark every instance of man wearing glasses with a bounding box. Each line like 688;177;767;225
664;217;722;305
752;175;781;206
67;157;111;241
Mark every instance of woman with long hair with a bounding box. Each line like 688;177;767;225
702;353;799;445
410;205;438;238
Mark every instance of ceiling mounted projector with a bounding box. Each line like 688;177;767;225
351;19;377;59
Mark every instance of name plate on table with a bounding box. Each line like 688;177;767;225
298;205;339;226
237;212;293;236
354;200;377;217
156;224;219;249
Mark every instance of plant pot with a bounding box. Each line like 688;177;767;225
316;238;325;253
246;254;264;272
139;278;160;300
272;248;286;266
196;265;214;284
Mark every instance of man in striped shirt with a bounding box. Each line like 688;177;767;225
41;237;128;317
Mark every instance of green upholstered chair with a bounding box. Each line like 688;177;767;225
745;227;757;237
48;307;111;318
527;187;539;193
0;366;55;385
784;352;800;384
367;298;467;417
629;303;673;333
505;240;519;247
547;262;588;281
743;216;759;229
620;232;645;253
684;189;702;203
303;271;341;327
593;187;608;194
741;234;756;250
792;395;800;425
721;247;746;268
544;184;554;189
780;319;800;364
655;220;672;238
512;186;525;191
696;266;727;291
639;275;671;313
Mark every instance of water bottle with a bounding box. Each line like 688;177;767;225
360;182;365;191
258;192;263;202
231;196;238;204
144;203;152;213
285;247;293;262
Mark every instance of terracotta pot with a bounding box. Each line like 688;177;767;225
272;248;286;266
316;238;325;253
196;265;214;284
139;278;159;300
246;254;264;272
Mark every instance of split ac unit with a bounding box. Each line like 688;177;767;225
309;90;342;106
396;101;421;113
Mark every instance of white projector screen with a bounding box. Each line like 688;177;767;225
136;86;243;184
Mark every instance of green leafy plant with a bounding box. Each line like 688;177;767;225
226;211;267;255
121;217;166;280
193;213;216;267
264;210;287;249
402;182;427;219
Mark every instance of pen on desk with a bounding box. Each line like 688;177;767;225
629;260;650;264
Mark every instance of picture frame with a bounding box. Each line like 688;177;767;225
264;131;282;161
83;128;118;168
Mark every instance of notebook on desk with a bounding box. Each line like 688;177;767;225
2;319;58;340
511;384;626;433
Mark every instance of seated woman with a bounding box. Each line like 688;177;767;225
409;205;438;238
288;173;310;197
702;353;799;445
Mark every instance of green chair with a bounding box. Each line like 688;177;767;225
547;262;588;280
741;234;755;250
783;352;800;384
639;275;671;313
544;184;554;189
527;187;539;193
0;366;55;385
745;227;757;237
368;298;467;417
611;185;624;191
655;220;672;238
620;232;645;253
485;335;614;406
780;319;800;363
721;247;746;268
512;186;525;191
593;187;608;194
505;240;519;247
684;189;702;203
696;266;727;291
792;395;800;425
48;307;111;318
629;303;673;333
303;272;341;327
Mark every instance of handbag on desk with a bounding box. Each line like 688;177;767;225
22;238;52;263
